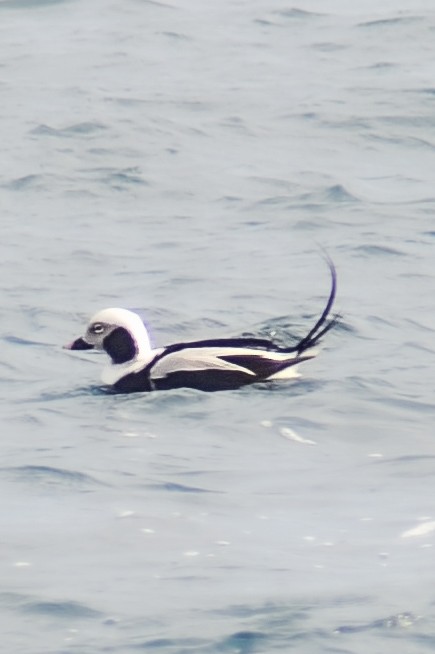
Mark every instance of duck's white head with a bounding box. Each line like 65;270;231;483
65;307;152;364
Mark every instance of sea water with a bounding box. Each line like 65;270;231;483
1;0;435;651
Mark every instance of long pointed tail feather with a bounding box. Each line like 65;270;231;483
290;258;338;354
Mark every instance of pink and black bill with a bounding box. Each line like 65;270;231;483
65;337;94;351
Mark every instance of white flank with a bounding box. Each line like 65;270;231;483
151;347;259;379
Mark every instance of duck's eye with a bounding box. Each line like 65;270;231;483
90;323;105;334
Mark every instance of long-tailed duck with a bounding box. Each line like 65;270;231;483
65;261;337;393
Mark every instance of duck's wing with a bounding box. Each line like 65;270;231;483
149;345;314;392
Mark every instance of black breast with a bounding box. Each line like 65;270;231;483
112;365;154;392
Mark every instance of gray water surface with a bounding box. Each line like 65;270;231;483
1;0;435;651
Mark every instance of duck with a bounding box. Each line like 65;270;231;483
65;261;338;393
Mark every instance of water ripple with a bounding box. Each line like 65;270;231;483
22;600;102;619
131;637;208;650
0;0;70;8
352;244;406;257
0;465;105;489
146;481;219;494
335;611;419;633
31;121;107;138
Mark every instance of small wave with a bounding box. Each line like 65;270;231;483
0;465;105;489
352;244;406;257
335;611;418;633
3;335;53;347
324;184;360;203
273;8;324;19
254;194;294;207
290;184;360;208
31;121;107;137
161;31;191;41
367;61;397;70
122;386;214;405
28;385;105;402
0;0;70;8
378;454;435;465
82;166;149;189
312;41;350;52
405;318;435;334
147;481;218;494
293;218;323;231
30;125;60;137
255;378;324;396
22;600;102;619
6;174;42;190
373;395;435;416
108;170;149;188
403;341;435;355
131;637;208;650
0;592;30;609
179;317;228;333
357;16;423;28
63;121;107;135
217;631;267;651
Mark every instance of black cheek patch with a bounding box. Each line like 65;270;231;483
103;327;137;364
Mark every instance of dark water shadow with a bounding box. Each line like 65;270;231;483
0;464;107;489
